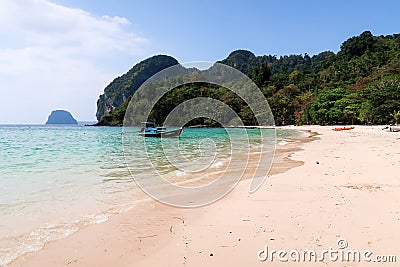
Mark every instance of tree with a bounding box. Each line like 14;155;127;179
268;94;295;126
358;102;374;124
309;88;350;124
341;93;363;124
364;75;400;124
252;62;271;87
293;91;314;125
339;31;375;59
390;110;400;124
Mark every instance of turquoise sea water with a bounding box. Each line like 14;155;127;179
0;125;300;265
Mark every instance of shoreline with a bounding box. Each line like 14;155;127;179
10;126;400;266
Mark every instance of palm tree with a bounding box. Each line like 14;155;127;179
390;110;400;125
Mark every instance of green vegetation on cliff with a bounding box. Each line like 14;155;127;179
97;31;400;126
96;55;179;122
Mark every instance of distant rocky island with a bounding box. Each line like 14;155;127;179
46;110;78;125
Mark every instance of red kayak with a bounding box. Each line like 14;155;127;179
332;127;355;131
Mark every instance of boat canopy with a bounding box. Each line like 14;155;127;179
141;122;155;127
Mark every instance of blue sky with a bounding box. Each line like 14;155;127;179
1;0;399;123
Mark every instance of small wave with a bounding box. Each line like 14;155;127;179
278;140;289;146
176;170;187;177
0;213;109;266
211;161;224;169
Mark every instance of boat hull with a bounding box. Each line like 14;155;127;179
138;128;183;137
332;127;355;131
390;126;400;132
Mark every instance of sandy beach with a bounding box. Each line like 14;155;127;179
10;126;400;266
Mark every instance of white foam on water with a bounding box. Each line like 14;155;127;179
0;212;110;266
278;140;289;146
211;161;224;169
176;170;187;177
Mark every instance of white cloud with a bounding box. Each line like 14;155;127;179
102;15;131;25
0;0;150;123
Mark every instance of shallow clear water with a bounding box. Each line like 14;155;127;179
0;125;300;265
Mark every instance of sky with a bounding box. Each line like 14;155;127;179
1;0;399;124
